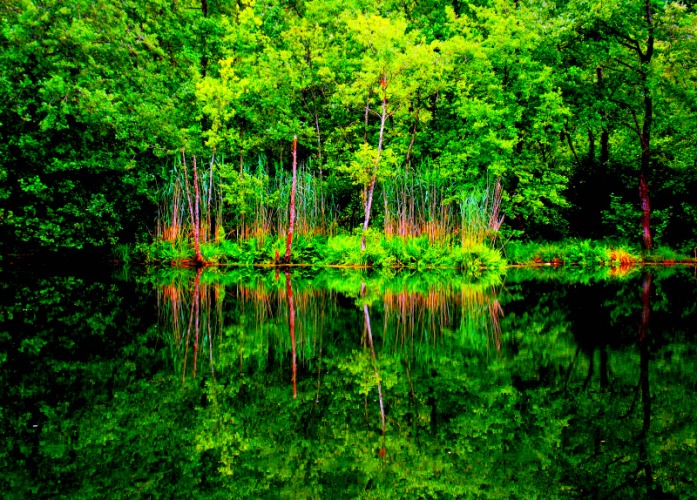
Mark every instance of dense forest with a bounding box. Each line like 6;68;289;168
1;0;696;258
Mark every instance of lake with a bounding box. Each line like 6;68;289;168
1;263;695;497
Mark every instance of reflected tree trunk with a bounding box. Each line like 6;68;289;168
583;351;594;390
193;267;201;378
286;271;297;398
599;346;609;389
158;268;224;382
361;282;387;455
638;271;653;488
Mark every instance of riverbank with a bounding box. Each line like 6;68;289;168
135;233;502;271
128;235;696;270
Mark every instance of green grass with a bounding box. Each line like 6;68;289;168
143;231;507;272
503;239;643;266
643;246;694;263
140;235;696;270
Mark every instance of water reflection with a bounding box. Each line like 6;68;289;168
156;270;506;386
150;267;696;496
158;267;223;381
3;266;695;497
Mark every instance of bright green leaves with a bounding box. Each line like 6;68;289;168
0;0;207;251
338;144;396;188
1;0;696;251
434;1;571;231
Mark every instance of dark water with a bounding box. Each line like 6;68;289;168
1;265;696;498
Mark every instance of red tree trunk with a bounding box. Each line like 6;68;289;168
639;0;654;251
193;156;204;265
285;136;298;264
639;169;652;250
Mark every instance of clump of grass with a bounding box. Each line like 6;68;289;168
605;247;638;267
147;231;506;271
382;164;504;249
147;239;193;264
503;239;641;267
112;243;132;264
643;246;692;264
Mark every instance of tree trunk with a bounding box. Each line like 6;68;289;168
181;151;195;240
361;77;388;252
207;152;214;242
361;176;378;252
596;67;610;167
193;156;204;265
285;136;298;263
639;0;654;251
199;0;209;149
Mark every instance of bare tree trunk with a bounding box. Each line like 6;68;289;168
193;156;204;265
361;175;378;252
181;151;195;238
285;136;298;263
207;152;215;241
361;76;388;252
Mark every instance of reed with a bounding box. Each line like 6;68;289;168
226;158;339;244
154;268;511;385
157;151;223;263
154;153;506;268
380;279;503;358
382;162;503;248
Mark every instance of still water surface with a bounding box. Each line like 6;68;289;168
1;265;695;497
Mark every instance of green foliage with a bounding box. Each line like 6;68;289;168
1;0;697;256
0;0;204;252
147;231;507;271
504;238;643;266
643;245;693;263
602;194;643;242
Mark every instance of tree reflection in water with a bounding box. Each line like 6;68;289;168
147;268;697;497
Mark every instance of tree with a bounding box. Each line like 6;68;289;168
439;1;572;237
331;13;441;250
560;0;697;248
0;0;202;253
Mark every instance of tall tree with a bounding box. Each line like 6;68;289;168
332;13;441;249
561;0;697;248
440;0;571;236
0;0;201;252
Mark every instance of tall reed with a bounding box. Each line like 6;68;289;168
157;151;505;264
229;158;339;243
381;162;504;248
157;152;223;253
